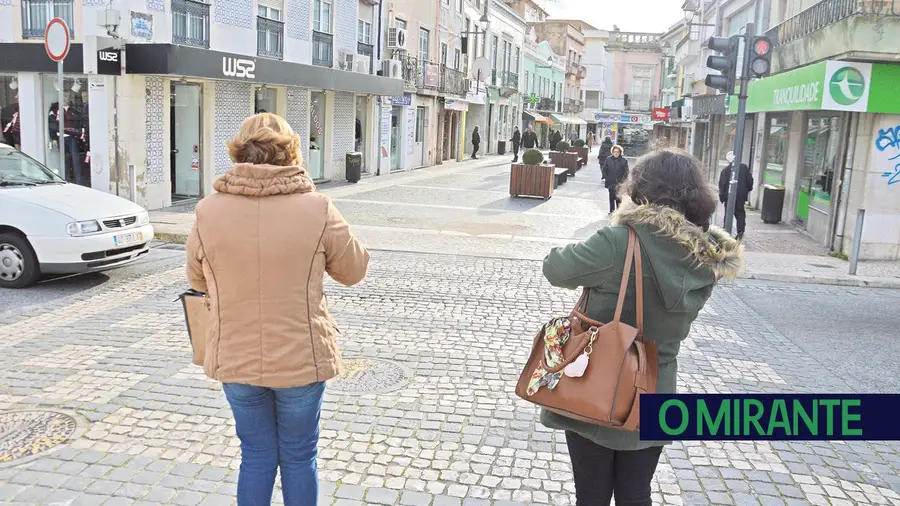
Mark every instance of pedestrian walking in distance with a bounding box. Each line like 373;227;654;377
472;126;481;159
602;145;628;214
718;151;754;240
541;148;744;506
522;125;538;151
186;113;369;506
511;126;521;163
598;136;613;165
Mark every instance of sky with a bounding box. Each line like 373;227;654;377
545;0;685;33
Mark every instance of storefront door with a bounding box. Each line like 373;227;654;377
796;114;841;233
390;107;401;171
170;83;202;199
414;106;426;167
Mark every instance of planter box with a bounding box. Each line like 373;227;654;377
568;147;589;170
510;163;555;199
549;151;579;177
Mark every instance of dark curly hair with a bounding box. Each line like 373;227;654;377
619;148;717;230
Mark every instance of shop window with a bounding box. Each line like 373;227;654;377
1;76;21;149
797;115;840;220
762;115;789;185
42;75;90;187
254;87;277;114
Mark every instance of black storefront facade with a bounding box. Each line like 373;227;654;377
2;41;403;209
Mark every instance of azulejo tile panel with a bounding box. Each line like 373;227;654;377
286;86;310;164
214;82;253;175
332;92;355;162
333;0;357;57
214;0;252;29
286;0;310;41
146;0;165;12
144;76;165;185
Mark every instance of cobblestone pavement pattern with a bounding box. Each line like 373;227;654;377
1;250;899;506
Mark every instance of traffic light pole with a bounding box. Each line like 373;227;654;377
723;23;753;236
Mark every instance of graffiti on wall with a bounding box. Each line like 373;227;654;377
874;125;900;186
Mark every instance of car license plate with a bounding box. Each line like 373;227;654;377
114;232;143;247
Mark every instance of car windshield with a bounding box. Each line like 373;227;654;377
0;148;65;186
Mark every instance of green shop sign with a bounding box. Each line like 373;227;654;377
726;61;900;115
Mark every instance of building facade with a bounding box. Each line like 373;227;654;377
531;19;587;139
521;34;565;148
0;0;402;210
580;28;608;140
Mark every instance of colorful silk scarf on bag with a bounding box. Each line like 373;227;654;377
526;317;571;395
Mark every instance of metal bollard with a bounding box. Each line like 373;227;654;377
848;209;865;276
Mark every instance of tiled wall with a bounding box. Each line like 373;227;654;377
333;0;357;58
146;0;165;11
215;0;253;29
286;86;310;166
331;92;356;180
286;0;310;41
214;82;253;175
144;77;166;185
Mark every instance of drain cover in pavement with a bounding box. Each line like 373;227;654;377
329;358;411;394
0;410;79;464
808;263;837;269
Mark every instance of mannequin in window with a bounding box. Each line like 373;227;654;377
1;93;21;149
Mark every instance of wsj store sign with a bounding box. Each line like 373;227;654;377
222;57;256;79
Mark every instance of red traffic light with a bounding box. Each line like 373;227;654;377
753;38;771;55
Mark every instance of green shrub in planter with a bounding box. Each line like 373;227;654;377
522;149;544;166
573;139;586;148
555;141;570;152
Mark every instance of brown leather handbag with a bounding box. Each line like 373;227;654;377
515;228;659;431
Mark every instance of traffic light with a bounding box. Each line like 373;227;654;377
748;36;772;78
705;36;739;94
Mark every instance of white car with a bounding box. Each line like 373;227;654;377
0;143;154;288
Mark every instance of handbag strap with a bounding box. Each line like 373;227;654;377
612;228;645;341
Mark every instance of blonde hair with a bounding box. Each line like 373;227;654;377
227;113;303;167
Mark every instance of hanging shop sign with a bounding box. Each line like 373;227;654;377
96;48;121;75
593;113;652;124
444;100;468;112
727;61;900;115
652;108;670;121
692;94;726;117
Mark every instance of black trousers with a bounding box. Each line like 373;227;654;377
512;142;520;161
566;431;662;506
472;143;479;158
608;188;622;213
724;205;747;235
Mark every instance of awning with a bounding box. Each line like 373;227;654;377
523;110;553;124
551;114;588;125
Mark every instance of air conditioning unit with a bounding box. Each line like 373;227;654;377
344;53;357;72
356;58;370;74
383;59;402;79
388;28;408;51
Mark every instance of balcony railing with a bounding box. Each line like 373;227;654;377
257;16;284;59
565;99;584;114
401;55;421;89
499;71;519;90
357;41;374;74
21;0;74;39
440;66;470;96
538;97;556;111
312;31;334;67
765;0;899;46
577;65;587;79
399;55;469;95
173;0;210;48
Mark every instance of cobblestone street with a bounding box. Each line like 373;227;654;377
1;158;899;506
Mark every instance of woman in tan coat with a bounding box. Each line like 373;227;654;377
186;113;369;506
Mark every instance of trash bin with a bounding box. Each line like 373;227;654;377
497;140;506;156
346;152;362;183
761;184;785;224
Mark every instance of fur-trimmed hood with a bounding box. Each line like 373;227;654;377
213;163;315;197
611;202;744;281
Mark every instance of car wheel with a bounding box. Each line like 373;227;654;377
0;233;41;289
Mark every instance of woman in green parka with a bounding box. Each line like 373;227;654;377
541;149;745;505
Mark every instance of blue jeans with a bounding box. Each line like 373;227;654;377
223;382;326;506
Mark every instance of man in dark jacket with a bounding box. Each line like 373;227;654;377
471;126;481;159
598;136;613;165
602;145;628;213
511;126;521;163
718;152;755;239
522;125;538;150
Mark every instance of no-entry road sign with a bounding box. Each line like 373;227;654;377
44;18;70;62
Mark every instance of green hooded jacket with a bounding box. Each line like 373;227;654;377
539;203;745;451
